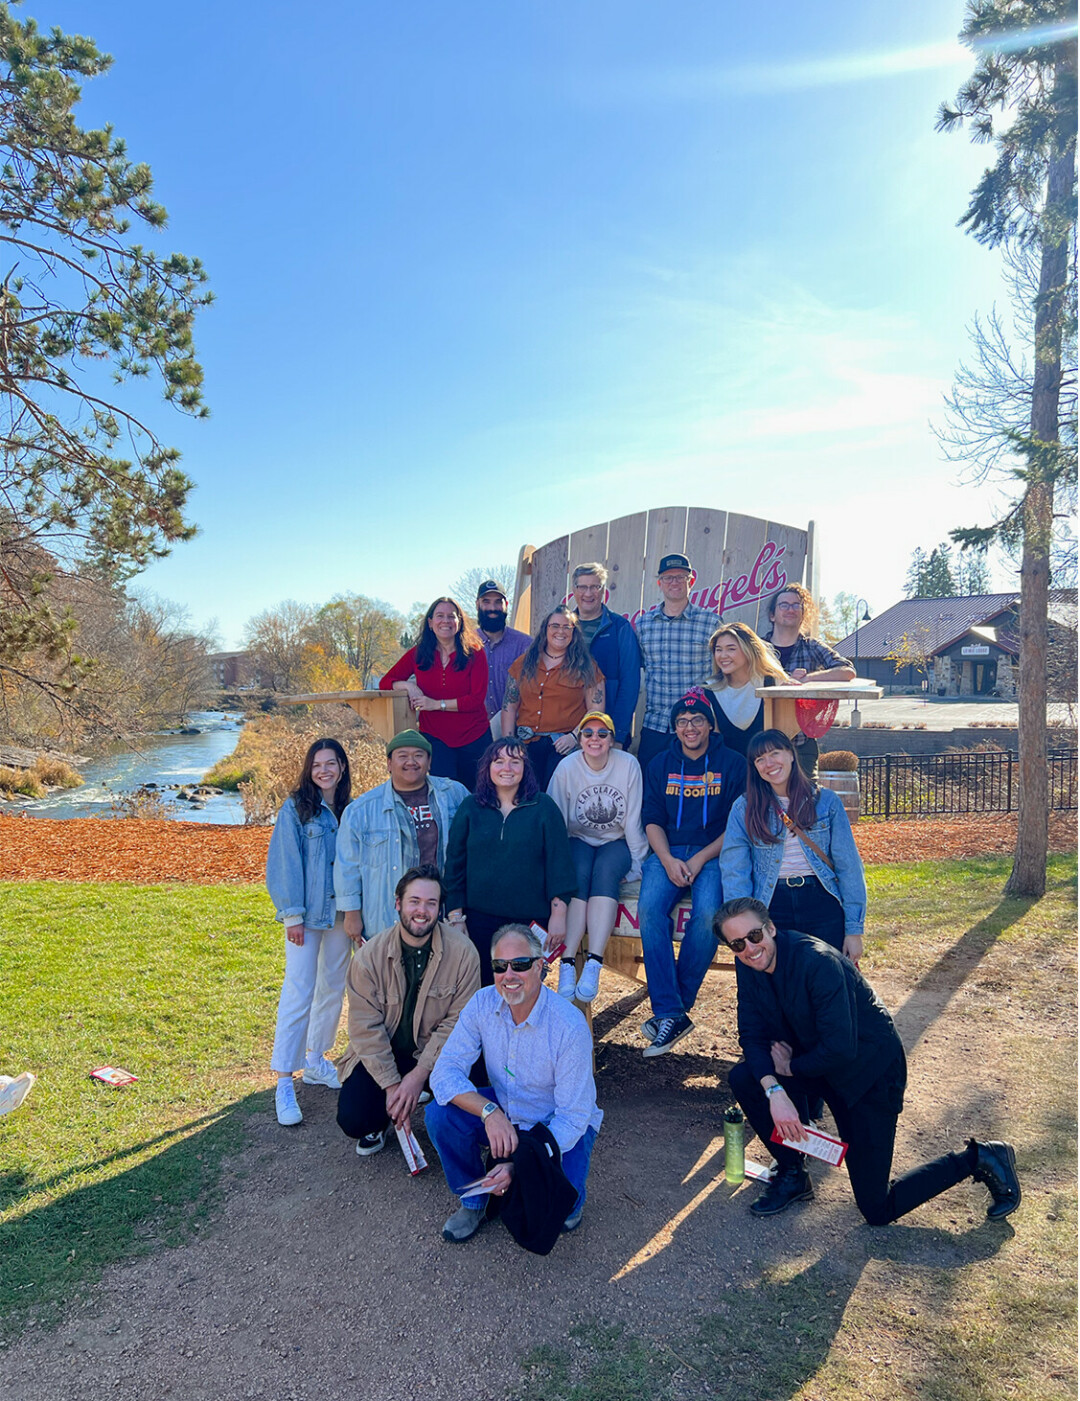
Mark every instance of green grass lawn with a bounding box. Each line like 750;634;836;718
0;882;282;1333
1;856;1076;1400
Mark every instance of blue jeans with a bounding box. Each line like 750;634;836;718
425;1090;598;1214
638;846;723;1019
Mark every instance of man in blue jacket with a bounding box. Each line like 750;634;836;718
638;689;747;1057
571;562;642;751
717;897;1021;1224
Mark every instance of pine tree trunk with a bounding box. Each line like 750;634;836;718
1003;144;1072;899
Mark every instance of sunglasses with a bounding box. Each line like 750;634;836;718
723;926;768;954
491;956;542;974
580;727;611;739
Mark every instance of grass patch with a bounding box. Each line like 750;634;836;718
0;757;83;797
0;881;280;1335
519;853;1078;1401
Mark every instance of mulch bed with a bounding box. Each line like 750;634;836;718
0;812;1075;884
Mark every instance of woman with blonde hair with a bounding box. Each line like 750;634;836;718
702;621;790;758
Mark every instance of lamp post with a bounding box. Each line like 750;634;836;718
851;599;872;728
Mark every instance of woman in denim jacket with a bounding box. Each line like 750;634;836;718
266;738;353;1126
720;729;865;962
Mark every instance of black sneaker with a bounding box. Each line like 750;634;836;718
643;1014;693;1058
355;1129;387;1157
749;1163;814;1216
971;1140;1021;1220
640;1015;659;1041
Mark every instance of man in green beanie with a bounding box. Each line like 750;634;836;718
335;729;469;944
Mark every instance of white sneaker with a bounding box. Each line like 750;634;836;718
275;1078;302;1126
301;1057;342;1090
574;958;602;1003
557;961;578;999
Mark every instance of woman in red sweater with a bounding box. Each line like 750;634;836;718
380;597;490;790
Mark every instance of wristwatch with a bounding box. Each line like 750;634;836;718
440;699;447;710
480;1101;500;1122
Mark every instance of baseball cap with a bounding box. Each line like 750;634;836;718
476;580;508;602
657;553;693;575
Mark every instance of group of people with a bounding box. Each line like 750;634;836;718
263;555;1021;1248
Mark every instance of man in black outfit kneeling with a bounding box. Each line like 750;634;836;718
716;897;1021;1224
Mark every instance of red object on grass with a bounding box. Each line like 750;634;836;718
795;697;839;739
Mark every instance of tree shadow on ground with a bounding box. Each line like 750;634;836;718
0;1091;265;1337
891;895;1039;1051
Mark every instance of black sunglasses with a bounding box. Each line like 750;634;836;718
723;926;768;954
492;956;542;974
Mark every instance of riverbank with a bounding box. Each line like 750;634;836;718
0;811;1075;883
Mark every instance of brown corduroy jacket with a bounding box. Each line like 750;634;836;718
337;921;481;1090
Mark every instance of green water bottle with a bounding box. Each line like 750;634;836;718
724;1106;745;1184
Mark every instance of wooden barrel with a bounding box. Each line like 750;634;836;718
818;770;860;822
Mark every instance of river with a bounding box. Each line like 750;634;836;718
0;711;246;824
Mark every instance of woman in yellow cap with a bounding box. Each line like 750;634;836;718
547;711;648;1002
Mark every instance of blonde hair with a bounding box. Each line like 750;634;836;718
707;622;788;688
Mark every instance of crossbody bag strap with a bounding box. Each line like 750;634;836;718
773;802;835;872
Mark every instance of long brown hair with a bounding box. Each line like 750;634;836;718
743;729;818;844
415;596;482;671
292;738;351;823
519;605;596;685
707;622;788;687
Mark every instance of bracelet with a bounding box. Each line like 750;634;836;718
765;1083;784;1097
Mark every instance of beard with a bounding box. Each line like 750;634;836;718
478;608;507;634
400;911;438;941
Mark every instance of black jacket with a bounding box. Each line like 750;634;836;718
487;1122;578;1255
735;929;905;1107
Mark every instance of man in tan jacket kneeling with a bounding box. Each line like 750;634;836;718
336;865;481;1156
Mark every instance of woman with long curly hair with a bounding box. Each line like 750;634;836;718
500;605;605;790
380;596;490;789
720;728;865;960
266;737;353;1126
443;737;577;984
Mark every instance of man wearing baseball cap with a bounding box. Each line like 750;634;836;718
634;553;718;774
335;729;469;945
475;580;530;730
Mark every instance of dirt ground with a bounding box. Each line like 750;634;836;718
4;920;1075;1401
1;811;1076;882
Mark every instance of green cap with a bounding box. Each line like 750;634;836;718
386;728;432;758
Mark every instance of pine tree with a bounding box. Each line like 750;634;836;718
938;0;1077;897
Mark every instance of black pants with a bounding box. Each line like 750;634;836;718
768;876;845;951
635;727;670;776
523;735;563;791
427;732;490;792
729;1059;972;1226
337;1048;420;1140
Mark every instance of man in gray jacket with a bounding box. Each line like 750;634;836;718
335;730;468;944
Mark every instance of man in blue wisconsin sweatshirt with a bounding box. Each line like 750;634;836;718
638;688;747;1057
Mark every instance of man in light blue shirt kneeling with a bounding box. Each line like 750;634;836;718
427;923;602;1245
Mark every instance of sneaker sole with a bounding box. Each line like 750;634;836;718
642;1023;694;1058
301;1073;341;1089
355;1135;386;1157
276;1112;302;1126
640;1018;658;1040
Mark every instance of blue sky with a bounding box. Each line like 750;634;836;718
42;0;1021;645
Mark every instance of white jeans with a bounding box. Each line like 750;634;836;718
270;912;352;1073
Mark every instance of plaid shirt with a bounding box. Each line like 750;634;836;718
635;602;718;732
763;631;852;675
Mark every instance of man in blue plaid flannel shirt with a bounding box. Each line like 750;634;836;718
762;583;855;682
634;553;718;774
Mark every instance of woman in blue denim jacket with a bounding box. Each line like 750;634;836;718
266;738;353;1127
720;729;865;962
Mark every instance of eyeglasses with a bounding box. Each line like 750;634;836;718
675;716;708;729
774;601;803;612
491;956;542;974
723;927;768;954
580;727;611;739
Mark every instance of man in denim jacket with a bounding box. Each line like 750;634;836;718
335;731;468;944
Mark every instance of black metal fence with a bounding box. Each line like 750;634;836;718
858;748;1078;820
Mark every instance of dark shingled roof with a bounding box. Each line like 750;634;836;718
837;595;1020;659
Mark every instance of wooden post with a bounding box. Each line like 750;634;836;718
280;690;413;742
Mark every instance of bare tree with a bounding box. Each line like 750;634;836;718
243;601;316;692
